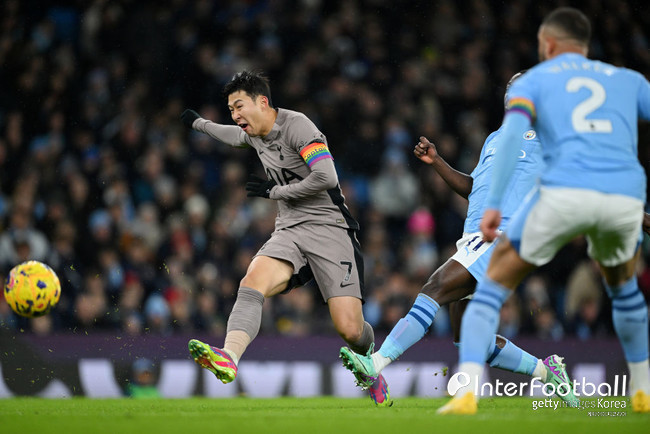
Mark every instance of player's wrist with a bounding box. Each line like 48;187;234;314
429;154;445;168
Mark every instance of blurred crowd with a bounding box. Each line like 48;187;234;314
1;0;650;342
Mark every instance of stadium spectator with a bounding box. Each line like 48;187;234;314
0;1;648;358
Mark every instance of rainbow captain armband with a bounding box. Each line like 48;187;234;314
300;141;332;167
506;97;536;123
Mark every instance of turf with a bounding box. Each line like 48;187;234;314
0;397;647;434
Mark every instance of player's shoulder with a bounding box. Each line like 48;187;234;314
614;66;648;83
276;108;326;146
277;108;316;127
507;66;540;95
584;59;643;81
484;129;501;145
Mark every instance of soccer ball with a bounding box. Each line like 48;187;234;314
4;261;61;318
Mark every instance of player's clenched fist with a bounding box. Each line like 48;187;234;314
181;109;200;129
413;136;438;165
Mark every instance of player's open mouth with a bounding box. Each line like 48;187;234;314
239;123;249;131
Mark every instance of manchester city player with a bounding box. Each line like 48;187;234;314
340;72;576;406
441;7;650;414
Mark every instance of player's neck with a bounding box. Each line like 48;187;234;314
551;44;588;59
259;108;278;137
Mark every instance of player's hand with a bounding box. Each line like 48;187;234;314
245;174;277;199
413;136;439;165
181;109;200;129
643;212;650;236
480;208;502;242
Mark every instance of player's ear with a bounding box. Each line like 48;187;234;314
545;34;557;59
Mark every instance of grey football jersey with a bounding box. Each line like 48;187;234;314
193;108;359;230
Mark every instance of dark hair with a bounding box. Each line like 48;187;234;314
222;70;273;107
504;70;527;107
542;7;591;45
506;70;527;93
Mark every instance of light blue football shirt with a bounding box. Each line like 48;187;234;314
488;53;650;209
464;126;543;233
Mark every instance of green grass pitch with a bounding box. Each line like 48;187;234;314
0;397;647;434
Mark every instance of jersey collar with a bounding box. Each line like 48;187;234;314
263;108;285;142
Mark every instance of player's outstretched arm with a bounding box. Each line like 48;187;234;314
415;136;473;199
180;109;248;148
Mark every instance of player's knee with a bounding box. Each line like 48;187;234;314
335;320;363;343
239;275;258;291
421;275;442;299
239;276;270;298
422;278;451;305
240;274;285;297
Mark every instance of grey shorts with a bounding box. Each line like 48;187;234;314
255;223;365;302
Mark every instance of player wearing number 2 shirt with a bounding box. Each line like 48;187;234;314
445;7;650;415
339;72;580;408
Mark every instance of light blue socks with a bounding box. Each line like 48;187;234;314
459;277;511;364
605;277;649;363
378;294;440;360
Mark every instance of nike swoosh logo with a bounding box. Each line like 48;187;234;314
258;150;265;155
340;282;354;288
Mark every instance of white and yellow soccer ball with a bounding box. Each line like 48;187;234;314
4;261;61;318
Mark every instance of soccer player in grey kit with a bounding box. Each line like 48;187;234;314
181;70;391;405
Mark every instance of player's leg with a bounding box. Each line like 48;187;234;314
441;187;638;414
307;224;372;354
588;196;648;412
315;226;393;406
368;258;474;374
329;295;375;376
328;295;374;354
440;188;559;414
226;255;294;359
296;223;391;405
328;296;392;406
350;232;494;378
189;228;304;383
341;232;499;388
450;299;540;377
458;240;535;379
600;251;650;412
438;238;536;414
450;299;578;405
449;299;467;343
189;255;293;383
